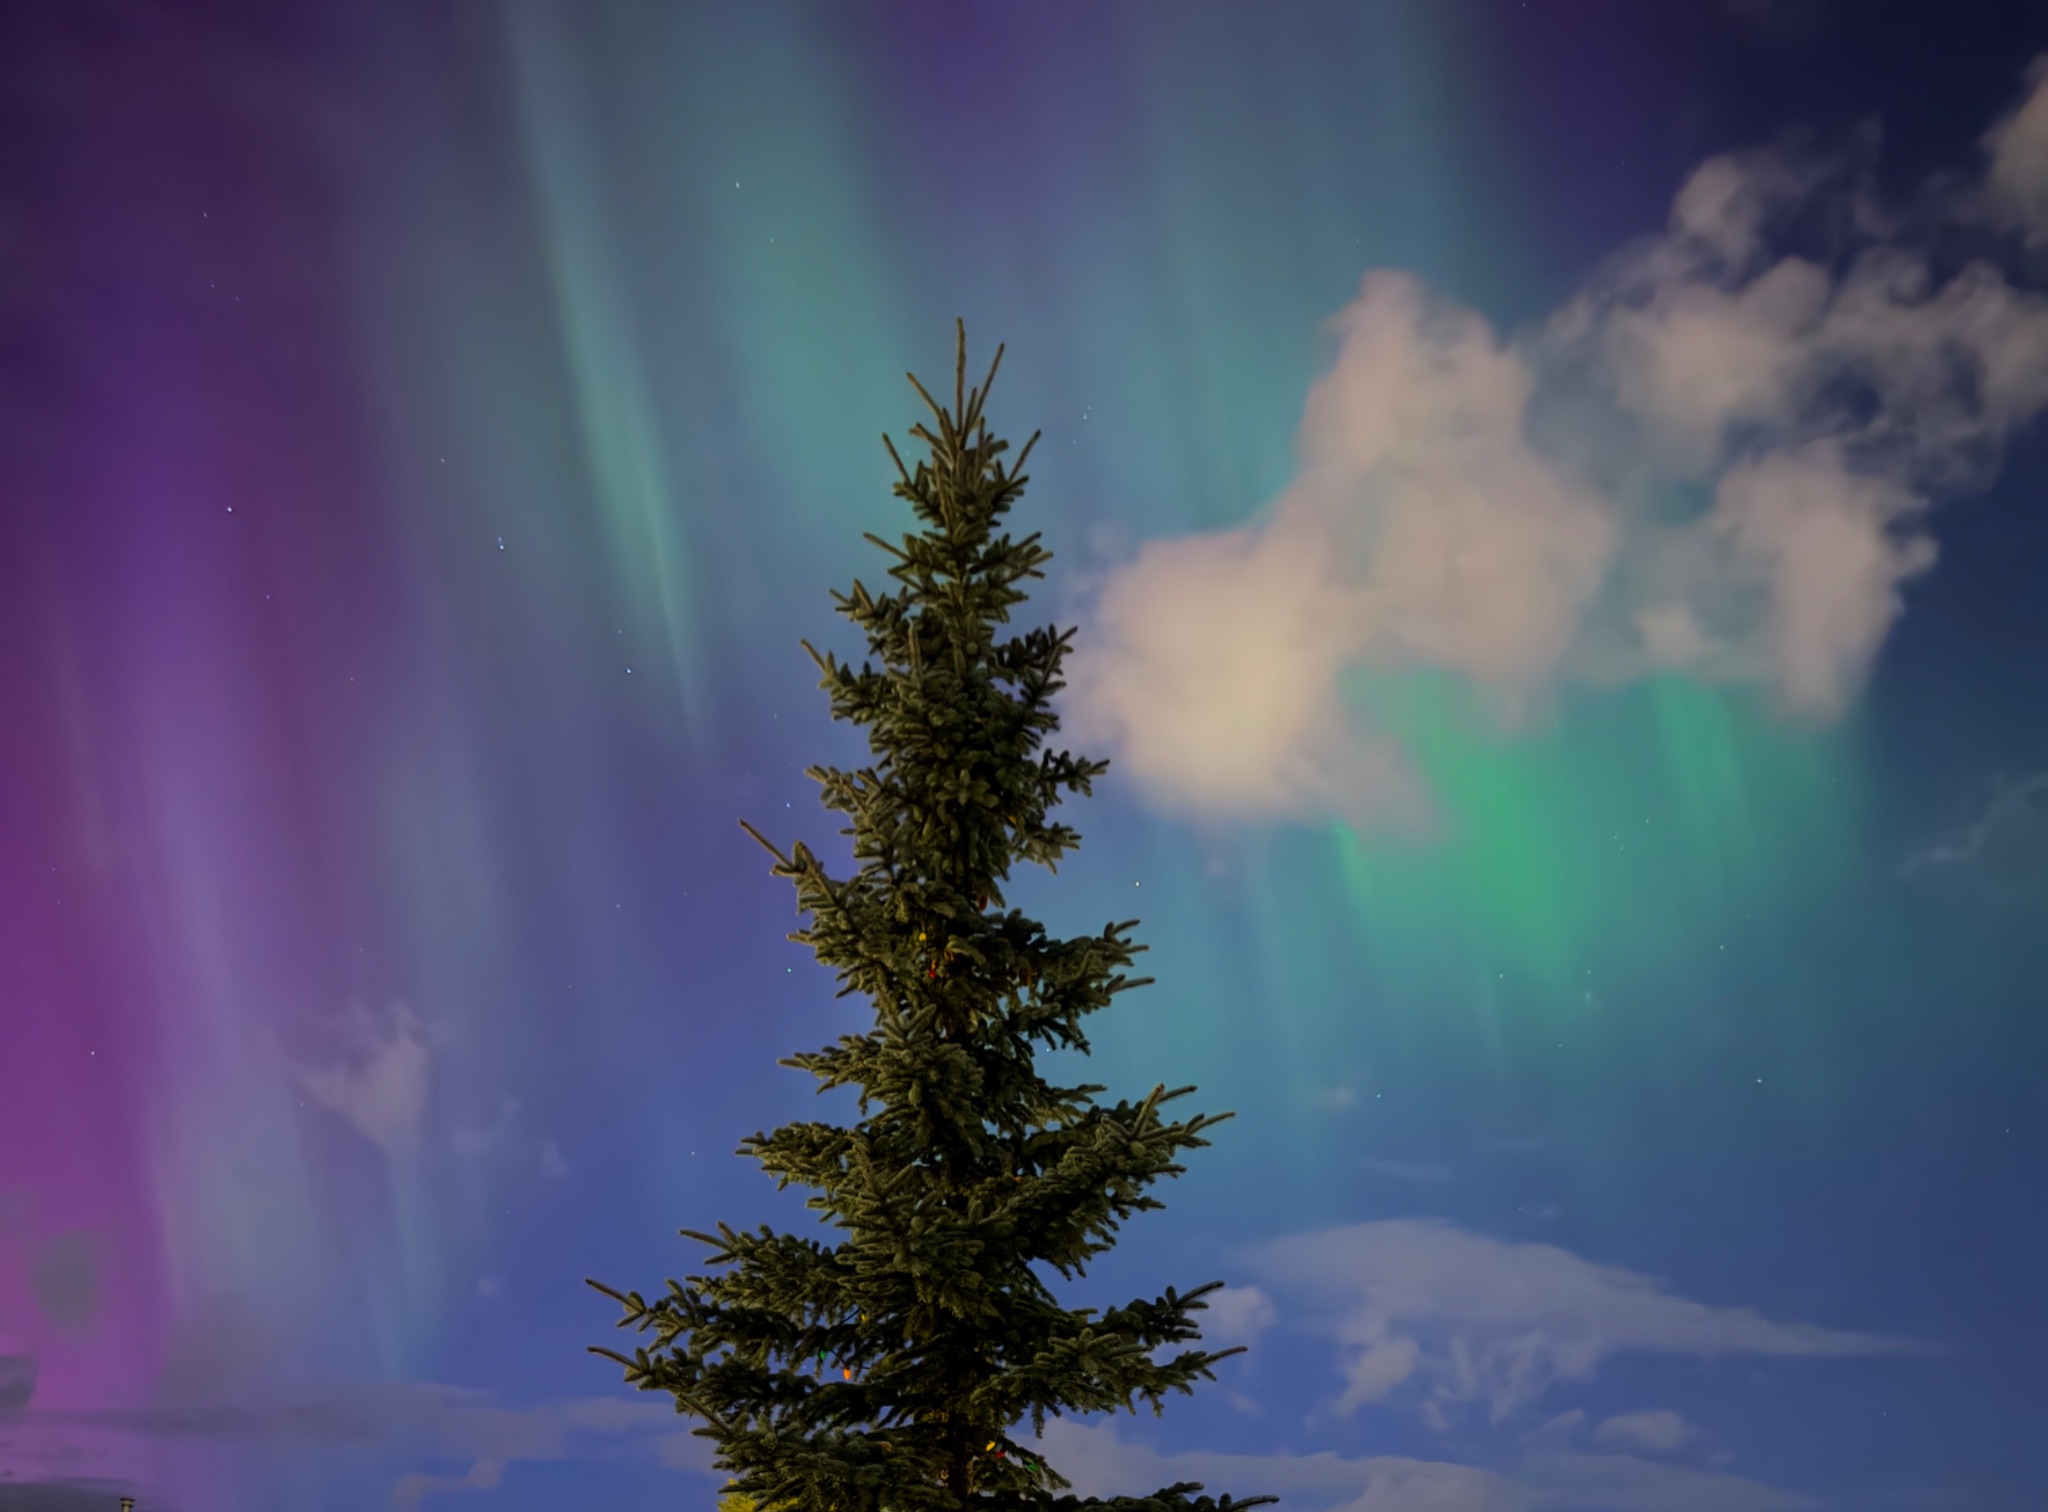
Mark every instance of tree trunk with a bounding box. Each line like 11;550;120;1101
947;1427;972;1505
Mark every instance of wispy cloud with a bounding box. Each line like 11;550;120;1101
1518;1451;1812;1512
1066;58;2048;827
1237;1220;1920;1423
392;1456;503;1511
449;1098;576;1181
1201;1285;1278;1347
449;1095;519;1157
1592;1410;1694;1455
1899;770;2048;898
295;1001;433;1154
0;1381;697;1510
1034;1417;1817;1512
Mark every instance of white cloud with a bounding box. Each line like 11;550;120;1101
296;1002;432;1154
1583;251;1830;464
539;1140;570;1180
1033;1417;1814;1512
1067;69;2048;825
1201;1285;1279;1347
1702;444;1934;720
1300;276;1620;704
1063;513;1424;826
1237;1220;1917;1423
1592;1411;1693;1455
1985;57;2048;246
1067;272;1612;826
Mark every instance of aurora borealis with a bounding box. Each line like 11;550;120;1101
4;2;2048;1508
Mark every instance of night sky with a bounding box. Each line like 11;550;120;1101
4;3;2048;1509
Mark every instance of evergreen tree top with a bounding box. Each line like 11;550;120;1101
590;325;1272;1512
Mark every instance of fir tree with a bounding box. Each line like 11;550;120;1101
590;326;1272;1512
